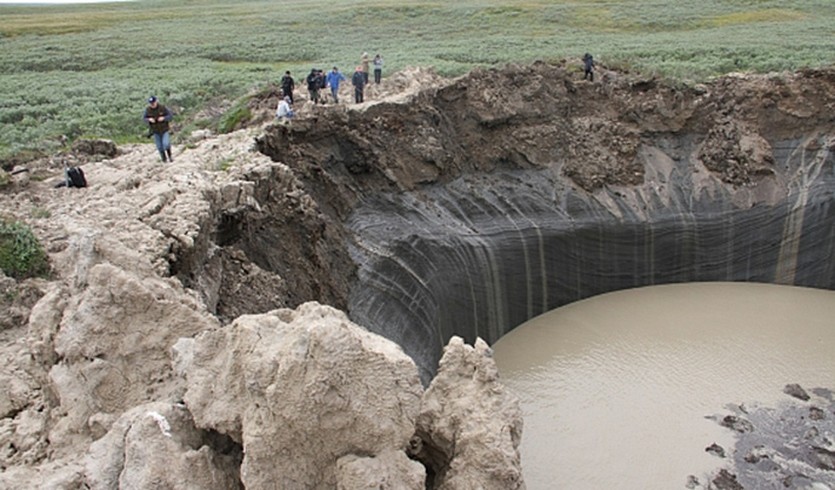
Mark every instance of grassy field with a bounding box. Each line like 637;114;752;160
0;0;833;162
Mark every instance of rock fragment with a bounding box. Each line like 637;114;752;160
414;336;525;490
179;302;423;489
784;383;811;401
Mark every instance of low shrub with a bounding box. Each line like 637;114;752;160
0;219;50;279
218;102;252;134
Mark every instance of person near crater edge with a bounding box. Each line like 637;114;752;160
280;70;295;103
583;53;595;82
361;51;370;84
143;96;173;163
352;65;366;103
373;53;383;84
326;66;347;104
306;68;323;105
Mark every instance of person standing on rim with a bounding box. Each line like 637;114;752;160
280;70;295;103
352;65;366;103
143;96;173;162
373;53;383;84
583;53;595;81
306;68;322;104
326;66;346;104
360;52;370;84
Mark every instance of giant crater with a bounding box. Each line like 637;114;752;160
244;63;835;382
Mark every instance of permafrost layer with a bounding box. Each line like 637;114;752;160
347;137;835;380
257;64;835;381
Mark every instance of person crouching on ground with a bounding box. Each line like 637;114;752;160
276;96;295;124
143;96;173;162
352;65;365;103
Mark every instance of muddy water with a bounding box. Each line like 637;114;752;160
492;282;835;490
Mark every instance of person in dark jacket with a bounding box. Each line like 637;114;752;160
351;65;365;103
143;96;173;162
583;53;595;81
280;71;295;103
306;68;322;104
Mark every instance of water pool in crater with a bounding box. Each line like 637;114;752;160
493;282;835;489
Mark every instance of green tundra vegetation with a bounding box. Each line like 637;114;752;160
0;218;50;279
0;0;833;162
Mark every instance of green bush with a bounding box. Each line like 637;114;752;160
0;219;50;279
218;102;252;134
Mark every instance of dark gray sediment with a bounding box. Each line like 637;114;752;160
697;386;835;489
346;136;835;380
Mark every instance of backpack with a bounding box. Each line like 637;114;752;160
67;166;87;188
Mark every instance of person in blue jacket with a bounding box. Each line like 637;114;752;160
143;96;174;162
326;66;346;104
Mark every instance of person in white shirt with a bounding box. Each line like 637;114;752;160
373;54;383;84
276;96;295;123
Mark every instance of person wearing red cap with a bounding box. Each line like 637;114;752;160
351;65;366;103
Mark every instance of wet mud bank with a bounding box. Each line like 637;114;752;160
699;385;835;489
256;63;835;379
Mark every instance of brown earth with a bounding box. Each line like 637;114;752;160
0;60;833;487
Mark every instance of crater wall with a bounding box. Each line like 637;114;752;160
347;138;835;380
255;64;835;380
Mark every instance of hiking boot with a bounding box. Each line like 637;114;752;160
166;149;173;162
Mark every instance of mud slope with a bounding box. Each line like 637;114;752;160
256;63;835;380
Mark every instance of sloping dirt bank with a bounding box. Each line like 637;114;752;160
258;62;834;197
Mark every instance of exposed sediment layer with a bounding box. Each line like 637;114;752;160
257;63;835;380
347;139;835;379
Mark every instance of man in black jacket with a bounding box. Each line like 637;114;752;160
143;96;173;162
351;66;365;103
306;68;322;104
583;53;595;82
281;71;295;103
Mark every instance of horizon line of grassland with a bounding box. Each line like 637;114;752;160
0;0;833;163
